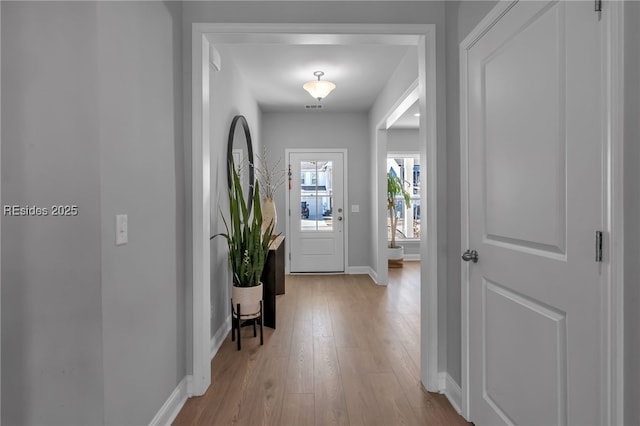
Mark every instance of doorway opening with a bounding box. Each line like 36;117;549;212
191;23;440;396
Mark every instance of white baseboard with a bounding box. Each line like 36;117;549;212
347;266;383;285
211;316;231;360
403;254;420;261
152;318;231;426
370;269;383;285
148;376;189;426
438;372;463;415
347;266;372;275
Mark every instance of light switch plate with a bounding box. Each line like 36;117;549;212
351;204;360;213
116;214;128;246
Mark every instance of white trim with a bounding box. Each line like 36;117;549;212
403;254;420;261
347;266;380;285
602;1;625;424
209;43;221;71
438;372;463;416
368;268;381;285
192;22;438;404
148;377;189;426
347;266;373;275
419;27;440;393
459;1;625;423
201;23;427;45
190;27;212;397
210;316;231;360
375;128;389;287
0;4;3;419
459;6;474;417
386;82;419;129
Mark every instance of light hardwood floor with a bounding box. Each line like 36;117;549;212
173;262;469;426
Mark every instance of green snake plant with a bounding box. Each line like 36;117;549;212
212;164;275;287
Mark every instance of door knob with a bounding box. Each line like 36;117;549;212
461;249;479;263
337;216;343;221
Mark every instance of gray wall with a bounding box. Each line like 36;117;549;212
262;112;371;268
444;0;498;386
625;2;640;424
388;128;419;152
2;3;104;424
366;10;450;373
96;3;184;425
209;46;261;341
2;1;185;425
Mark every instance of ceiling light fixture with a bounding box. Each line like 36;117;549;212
303;71;336;101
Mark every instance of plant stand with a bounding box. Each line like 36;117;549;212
231;300;264;351
231;283;264;350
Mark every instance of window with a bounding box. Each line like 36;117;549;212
299;160;334;231
387;154;420;241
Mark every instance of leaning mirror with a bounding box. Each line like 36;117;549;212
227;115;255;212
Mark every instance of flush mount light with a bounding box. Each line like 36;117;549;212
303;71;336;101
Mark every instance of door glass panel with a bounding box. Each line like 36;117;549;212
299;160;333;231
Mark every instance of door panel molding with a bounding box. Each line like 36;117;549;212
460;1;625;424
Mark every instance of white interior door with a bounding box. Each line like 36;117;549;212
464;2;605;425
288;151;345;272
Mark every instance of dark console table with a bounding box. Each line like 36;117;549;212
261;236;285;329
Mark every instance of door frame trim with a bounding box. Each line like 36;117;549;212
459;1;625;423
285;149;348;274
191;22;439;397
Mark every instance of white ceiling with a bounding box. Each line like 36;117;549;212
219;43;417;119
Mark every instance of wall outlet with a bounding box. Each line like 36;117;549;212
116;214;128;246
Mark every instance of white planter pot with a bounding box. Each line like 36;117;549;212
232;282;263;318
388;245;404;260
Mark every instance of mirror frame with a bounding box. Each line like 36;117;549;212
227;115;255;212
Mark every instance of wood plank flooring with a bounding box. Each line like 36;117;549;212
173;262;470;426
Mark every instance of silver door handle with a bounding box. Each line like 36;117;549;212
461;249;478;263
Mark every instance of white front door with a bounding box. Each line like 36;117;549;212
464;2;605;425
288;151;345;272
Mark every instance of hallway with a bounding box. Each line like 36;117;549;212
173;264;468;425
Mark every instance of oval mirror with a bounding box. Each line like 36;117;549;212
227;115;255;212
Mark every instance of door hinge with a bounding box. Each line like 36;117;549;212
595;0;602;12
595;231;603;262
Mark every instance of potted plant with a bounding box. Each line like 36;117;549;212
387;171;412;265
212;165;275;320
